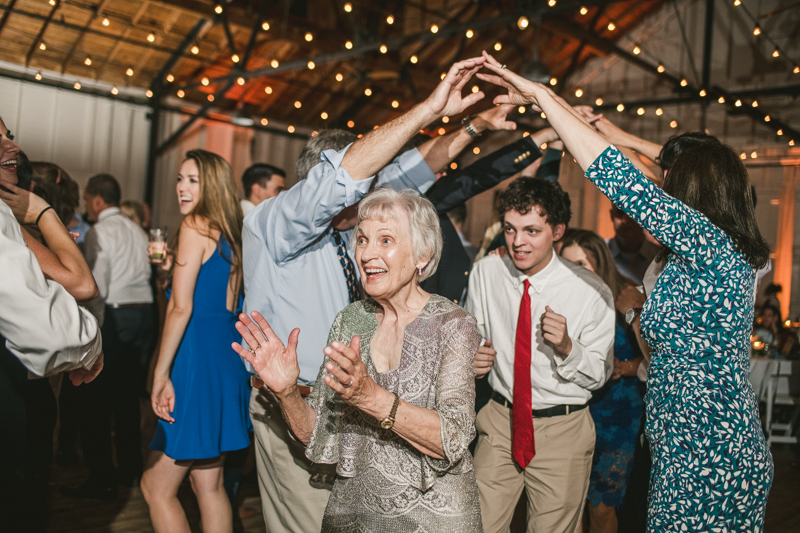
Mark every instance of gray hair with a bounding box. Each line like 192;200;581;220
296;129;357;181
351;188;442;281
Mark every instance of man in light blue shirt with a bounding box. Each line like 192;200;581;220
242;57;505;533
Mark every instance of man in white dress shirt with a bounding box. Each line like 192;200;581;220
62;174;155;499
466;177;615;533
240;163;286;216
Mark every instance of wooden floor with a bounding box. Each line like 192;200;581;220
46;406;799;533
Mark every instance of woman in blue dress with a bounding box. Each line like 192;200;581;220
560;229;644;533
141;150;251;533
479;51;773;531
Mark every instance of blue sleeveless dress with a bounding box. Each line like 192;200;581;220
149;237;252;460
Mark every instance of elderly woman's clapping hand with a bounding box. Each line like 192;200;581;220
233;311;301;397
322;337;378;408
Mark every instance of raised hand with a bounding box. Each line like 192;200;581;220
232;311;300;397
475;51;543;107
541;306;573;357
151;376;176;423
0;180;50;225
473;103;518;132
321;336;377;408
423;57;487;119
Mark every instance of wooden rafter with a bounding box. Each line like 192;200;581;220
0;0;18;40
95;1;151;81
60;0;111;74
25;0;60;67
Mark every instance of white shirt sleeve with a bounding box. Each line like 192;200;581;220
82;225;109;323
0;203;102;377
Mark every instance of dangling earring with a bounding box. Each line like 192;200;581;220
418;266;422;276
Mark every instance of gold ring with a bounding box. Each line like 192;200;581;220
248;348;256;357
343;378;353;388
501;64;508;70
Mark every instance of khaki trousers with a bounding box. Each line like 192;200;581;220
250;387;336;533
474;399;595;533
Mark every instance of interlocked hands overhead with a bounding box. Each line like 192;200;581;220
422;57;487;120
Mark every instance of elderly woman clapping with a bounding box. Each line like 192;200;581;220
233;188;483;532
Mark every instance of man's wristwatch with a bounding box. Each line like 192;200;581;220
380;393;401;429
462;114;482;138
625;307;643;325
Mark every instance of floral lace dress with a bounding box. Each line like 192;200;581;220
304;295;484;532
586;147;773;532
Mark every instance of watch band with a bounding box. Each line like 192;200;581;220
381;393;401;429
461;114;482;138
625;307;643;325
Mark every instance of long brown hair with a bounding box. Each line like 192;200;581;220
560;228;630;296
30;162;79;225
170;149;244;297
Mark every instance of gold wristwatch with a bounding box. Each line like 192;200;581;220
380;393;401;429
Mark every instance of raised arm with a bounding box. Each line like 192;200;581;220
594;116;663;163
0;202;102;379
150;217;207;423
0;183;98;302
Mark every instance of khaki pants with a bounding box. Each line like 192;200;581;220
474;399;595;533
250;387;336;533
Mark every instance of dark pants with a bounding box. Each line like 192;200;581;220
76;305;155;485
618;382;652;533
0;346;58;533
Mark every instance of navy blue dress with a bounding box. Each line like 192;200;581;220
150;237;252;460
587;320;644;508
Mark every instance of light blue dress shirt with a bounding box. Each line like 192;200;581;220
242;144;436;383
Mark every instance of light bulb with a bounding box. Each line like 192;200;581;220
655;108;663;116
237;77;245;85
595;98;604;106
214;5;223;14
633;46;641;55
294;101;302;108
580;6;588;15
191;45;199;54
147;33;155;43
670;120;678;128
262;22;270;31
265;86;272;94
494;42;502;51
102;18;110;26
288;126;295;133
344;3;352;13
261;118;268;126
73;82;81;90
177;90;185;98
518;16;529;30
307;61;315;69
126;68;134;76
431;25;439;33
410;55;418;64
616;103;625;112
391;101;399;108
335;73;343;82
466;29;473;38
84;57;92;65
345;41;353;49
271;60;279;68
607;22;616;31
232;54;240;63
637;107;645;115
387;15;394;24
380;45;387;54
321;112;328;119
111;86;118;95
305;32;313;42
364;88;372;96
575;88;583;97
202;77;210;86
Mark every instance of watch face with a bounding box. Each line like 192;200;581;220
381;420;394;429
625;308;636;324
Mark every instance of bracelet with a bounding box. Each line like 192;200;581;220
35;206;53;226
461;114;482;138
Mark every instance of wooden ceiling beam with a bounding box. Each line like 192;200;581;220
59;0;111;74
24;0;60;67
0;0;18;40
95;1;151;81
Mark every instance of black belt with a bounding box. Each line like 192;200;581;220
107;303;151;309
491;390;588;418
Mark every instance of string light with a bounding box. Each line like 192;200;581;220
518;106;526;114
794;66;800;74
657;64;665;73
344;3;352;13
147;33;156;42
321;112;328;119
440;73;446;80
307;61;315;69
548;0;556;6
772;49;779;58
633;46;641;55
735;99;742;107
387;15;394;24
102;18;110;27
718;96;725;103
214;5;223;14
294;100;302;108
391;100;399;108
575;88;583;97
740;152;747;160
111;86;118;95
607;22;616;31
595;98;604;105
637;107;645;115
751;151;758;159
472;85;480;93
364;88;372;96
670;120;678;128
207;94;214;101
265;86;272;94
450;162;458;170
271;59;279;68
237;77;245;85
232;54;240;63
305;32;313;42
288;126;295;133
764;115;770;122
777;129;783;135
752;100;758;108
541;143;548;150
126;68;134;76
34;72;42;80
580;6;588;15
191;45;200;54
146;90;154;98
410;55;418;64
540;112;546;119
202;77;210;86
734;0;741;5
177;90;185;98
494;42;502;51
699;89;707;97
523;131;530;137
261;118;268;126
49;0;55;4
438;128;446;135
549;77;557;86
347;121;355;128
473;147;481;155
655;108;663;116
680;78;688;86
431;25;439;34
442;117;449;123
166;74;174;82
790;140;795;146
335;73;343;82
39;42;46;51
262;22;270;31
466;29;474;38
616;103;625;112
345;41;353;49
518;16;529;30
753;26;761;36
84;57;92;66
73;82;81;90
380;45;387;54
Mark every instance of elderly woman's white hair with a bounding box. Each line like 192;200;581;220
351;187;443;281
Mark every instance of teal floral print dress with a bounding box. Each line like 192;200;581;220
586;147;773;532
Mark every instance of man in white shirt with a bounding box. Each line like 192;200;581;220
63;174;155;499
466;177;615;533
240;163;286;216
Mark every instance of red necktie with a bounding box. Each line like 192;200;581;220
513;279;535;469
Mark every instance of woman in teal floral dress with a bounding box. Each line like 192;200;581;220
478;51;773;531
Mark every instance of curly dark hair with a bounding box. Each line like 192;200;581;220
497;177;571;229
